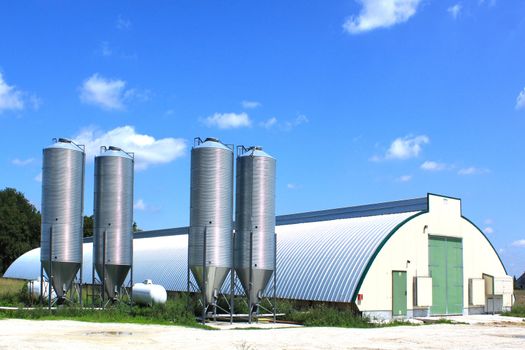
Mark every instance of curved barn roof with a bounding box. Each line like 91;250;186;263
5;211;419;303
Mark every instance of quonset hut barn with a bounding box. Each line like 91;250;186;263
5;193;513;319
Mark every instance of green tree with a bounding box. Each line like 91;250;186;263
83;215;94;237
0;188;41;274
132;221;142;233
83;217;141;237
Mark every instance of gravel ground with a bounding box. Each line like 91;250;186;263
0;317;524;350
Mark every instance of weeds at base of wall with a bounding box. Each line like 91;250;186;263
274;301;415;328
502;305;525;318
0;279;487;329
0;297;211;329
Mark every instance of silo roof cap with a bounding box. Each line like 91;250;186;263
194;137;232;151
45;138;85;152
97;146;134;159
240;146;275;159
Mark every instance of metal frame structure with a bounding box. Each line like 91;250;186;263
186;225;234;324
39;225;83;309
231;232;277;324
91;229;134;308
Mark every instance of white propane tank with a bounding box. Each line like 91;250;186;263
27;277;56;299
132;279;167;306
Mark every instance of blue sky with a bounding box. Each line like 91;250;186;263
1;1;524;276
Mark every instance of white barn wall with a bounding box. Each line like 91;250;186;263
357;195;508;318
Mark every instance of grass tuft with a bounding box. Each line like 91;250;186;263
502;305;525;318
0;299;211;329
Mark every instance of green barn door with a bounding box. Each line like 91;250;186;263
429;237;447;314
447;238;463;314
392;271;407;316
429;236;463;315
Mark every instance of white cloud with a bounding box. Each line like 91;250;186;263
134;199;146;211
343;0;421;34
100;41;112;57
287;183;301;190
0;72;25;113
448;4;462;19
483;227;494;234
516;87;525;110
29;95;42;110
73;125;186;170
203;112;251;129
387;135;429;159
397;175;413;182
421;161;447;171
458;166;489;175
374;135;429;161
484;218;494;225
242;100;261;109
79;74;133;110
260;117;277;129
258;115;308;131
12;158;35;166
281;115;309;131
34;172;42;183
478;0;496;6
116;15;131;30
512;239;525;247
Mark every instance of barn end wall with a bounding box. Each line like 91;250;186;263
356;194;509;319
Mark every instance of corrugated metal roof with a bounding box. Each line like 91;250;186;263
276;197;426;225
271;212;417;302
4;211;418;303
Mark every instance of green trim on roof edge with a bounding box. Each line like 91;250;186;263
461;215;508;275
351;211;427;303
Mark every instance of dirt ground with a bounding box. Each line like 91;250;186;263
0;317;524;350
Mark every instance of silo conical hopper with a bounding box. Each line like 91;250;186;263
234;146;276;310
40;138;85;301
189;137;233;306
93;146;134;300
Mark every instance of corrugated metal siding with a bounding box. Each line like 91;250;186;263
4;212;417;303
271;212;417;302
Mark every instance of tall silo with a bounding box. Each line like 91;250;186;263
93;146;134;301
188;137;234;308
40;138;85;302
234;146;276;313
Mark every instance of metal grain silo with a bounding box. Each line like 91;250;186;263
40;138;85;301
188;137;234;307
93;146;134;300
234;146;276;311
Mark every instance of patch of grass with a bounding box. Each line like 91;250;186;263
513;290;525;306
0;278;28;307
502;305;525;318
0;298;212;329
289;305;374;328
283;304;415;328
